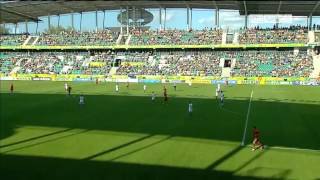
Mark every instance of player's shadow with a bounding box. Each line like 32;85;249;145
1;93;320;150
0;153;286;180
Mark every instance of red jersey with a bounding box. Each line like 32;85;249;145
163;88;167;96
253;128;260;139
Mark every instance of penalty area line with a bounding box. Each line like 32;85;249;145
241;90;254;146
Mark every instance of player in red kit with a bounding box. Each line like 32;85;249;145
252;126;264;151
10;83;14;94
68;86;72;96
163;86;168;103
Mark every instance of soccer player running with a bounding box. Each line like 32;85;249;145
163;86;168;103
151;91;156;102
64;83;68;92
79;94;85;105
215;87;219;100
252;126;264;151
67;86;72;96
217;83;221;92
143;84;147;93
116;83;119;93
188;101;193;116
10;83;14;94
173;82;177;91
220;90;224;106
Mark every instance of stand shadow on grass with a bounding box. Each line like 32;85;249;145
1;93;320;150
0;153;290;180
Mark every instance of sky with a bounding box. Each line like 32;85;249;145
3;8;320;34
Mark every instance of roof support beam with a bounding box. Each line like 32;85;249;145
25;20;28;33
277;1;282;14
120;7;123;34
187;6;190;30
310;1;320;16
243;0;247;16
95;10;98;32
14;23;17;34
126;6;129;35
103;10;106;29
58;14;60;28
36;21;39;34
164;7;166;30
48;15;51;30
212;0;218;10
71;13;74;30
0;8;40;22
80;12;82;31
244;1;248;29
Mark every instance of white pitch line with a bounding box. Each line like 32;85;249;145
268;146;320;153
241;90;254;146
242;145;320;153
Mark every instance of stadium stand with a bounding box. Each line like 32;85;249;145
0;34;28;46
37;29;119;46
238;26;308;44
0;26;311;46
129;28;223;45
1;50;314;78
231;50;313;77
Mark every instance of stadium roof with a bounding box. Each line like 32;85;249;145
1;0;320;24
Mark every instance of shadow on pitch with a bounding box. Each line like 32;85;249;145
1;93;320;150
0;153;286;180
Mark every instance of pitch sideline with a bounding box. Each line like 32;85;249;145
241;89;254;146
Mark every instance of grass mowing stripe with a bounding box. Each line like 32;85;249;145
241;90;254;146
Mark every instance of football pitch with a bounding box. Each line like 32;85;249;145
0;81;320;180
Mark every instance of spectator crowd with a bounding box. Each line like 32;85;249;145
3;50;312;77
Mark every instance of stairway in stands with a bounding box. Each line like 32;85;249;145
108;67;118;76
221;68;231;78
310;54;320;78
221;31;227;44
23;36;39;45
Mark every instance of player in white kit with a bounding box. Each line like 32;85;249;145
188;101;193;116
116;83;119;92
151;91;156;101
215;88;219;100
79;95;85;105
64;83;68;92
220;91;224;106
143;84;147;93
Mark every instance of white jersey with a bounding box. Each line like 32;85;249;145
144;85;147;91
65;83;68;91
215;88;219;96
220;93;224;101
217;84;221;91
152;93;156;101
188;103;193;112
79;96;84;104
189;81;192;86
116;85;119;92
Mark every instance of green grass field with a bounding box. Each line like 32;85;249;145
1;81;320;180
